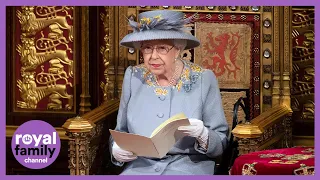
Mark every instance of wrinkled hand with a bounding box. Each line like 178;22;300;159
112;142;137;162
178;118;209;149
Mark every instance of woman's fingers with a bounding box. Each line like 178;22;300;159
114;151;137;162
117;148;134;156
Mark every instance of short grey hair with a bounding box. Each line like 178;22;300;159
173;39;187;51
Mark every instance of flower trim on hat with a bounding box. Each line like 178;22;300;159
140;15;162;25
128;13;195;33
132;60;204;96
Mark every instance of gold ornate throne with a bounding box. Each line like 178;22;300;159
7;6;314;175
60;6;293;175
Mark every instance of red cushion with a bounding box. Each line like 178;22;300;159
230;147;314;175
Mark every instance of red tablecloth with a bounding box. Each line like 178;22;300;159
230;147;314;175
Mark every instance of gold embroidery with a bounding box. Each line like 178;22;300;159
301;148;314;154
132;61;204;95
154;88;168;96
281;154;314;161
266;151;314;165
183;68;190;79
268;160;299;164
190;63;203;73
259;153;286;158
176;80;183;91
294;164;315;175
268;160;282;163
146;79;153;87
283;160;299;164
175;66;190;91
242;162;257;175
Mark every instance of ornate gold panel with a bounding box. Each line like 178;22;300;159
291;7;314;124
100;7;117;101
272;7;281;108
14;6;76;112
100;7;111;102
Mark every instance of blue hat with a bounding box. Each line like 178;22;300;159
120;10;200;50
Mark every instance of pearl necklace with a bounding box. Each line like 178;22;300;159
155;60;181;87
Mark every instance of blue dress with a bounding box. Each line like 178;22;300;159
109;60;229;175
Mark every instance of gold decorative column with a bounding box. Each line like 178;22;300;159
100;6;116;101
79;7;91;115
231;122;262;155
62;116;95;175
281;6;292;107
272;6;281;107
100;6;111;102
282;6;293;147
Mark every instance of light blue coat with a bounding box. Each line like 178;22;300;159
109;60;229;175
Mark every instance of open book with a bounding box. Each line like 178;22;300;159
109;113;190;158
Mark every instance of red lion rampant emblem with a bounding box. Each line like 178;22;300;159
202;32;241;79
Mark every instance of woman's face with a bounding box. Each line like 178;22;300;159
141;40;180;76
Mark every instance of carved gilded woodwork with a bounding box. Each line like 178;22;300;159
63;100;119;175
281;7;292;108
271;7;280;110
15;6;75;111
79;7;91;115
16;71;73;109
17;6;73;41
232;105;292;155
291;7;314;135
88;122;104;170
284;116;293;147
100;7;111;102
292;8;314;28
118;7;128;68
237;138;260;156
283;7;291;73
236;119;286;156
68;138;76;175
66;132;91;175
16;36;73;75
63;116;95;175
100;7;116;100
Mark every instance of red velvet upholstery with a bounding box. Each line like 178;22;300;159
230;147;315;175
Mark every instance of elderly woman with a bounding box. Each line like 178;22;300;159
109;10;229;175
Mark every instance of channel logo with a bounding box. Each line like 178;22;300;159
11;120;61;169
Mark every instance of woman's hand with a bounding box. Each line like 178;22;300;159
178;118;209;149
112;142;138;162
